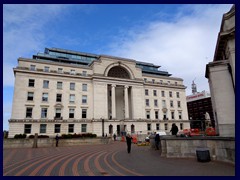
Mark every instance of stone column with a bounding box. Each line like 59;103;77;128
111;84;116;119
124;85;129;119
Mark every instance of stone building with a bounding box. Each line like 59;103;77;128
9;47;190;138
205;5;235;137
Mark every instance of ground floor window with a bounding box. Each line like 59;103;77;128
81;124;87;133
68;124;74;133
147;123;151;131
40;124;47;133
164;123;168;131
24;124;32;134
54;124;61;133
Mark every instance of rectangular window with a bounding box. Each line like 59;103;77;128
24;124;32;134
27;92;34;101
82;95;87;104
145;99;149;106
156;123;160;130
57;82;63;89
70;69;75;75
161;91;165;97
69;94;75;103
68;124;74;133
56;94;62;102
42;93;48;102
167;81;170;85
44;66;49;72
162;100;166;108
145;89;149;96
163;112;167;120
70;83;75;90
54;124;61;133
82;109;87;118
69;109;75;118
153;90;157;96
155;111;159;119
160;80;163;84
82;84;87;91
170;100;174;107
169;91;172;97
164;123;168;131
179;111;182;119
152;79;155;83
40;124;47;133
55;108;61;118
178;101;181;108
144;78;147;83
30;65;36;71
43;80;49;88
171;111;175;119
176;92;180;98
41;108;48;118
154;99;158;107
180;123;183;130
82;71;87;76
81;124;87;132
147;123;151;131
175;82;178;85
26;107;33;118
58;68;63;73
146;111;150;119
28;79;35;87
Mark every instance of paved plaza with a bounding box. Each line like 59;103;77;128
3;141;235;176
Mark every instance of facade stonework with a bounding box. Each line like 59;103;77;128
9;48;190;138
205;5;235;137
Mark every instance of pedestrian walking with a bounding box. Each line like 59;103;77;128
154;132;160;150
113;133;116;141
170;123;179;136
55;134;59;147
126;133;133;153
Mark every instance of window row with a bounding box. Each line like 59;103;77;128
145;110;182;120
26;107;87;119
27;92;88;104
145;99;181;108
30;64;88;76
28;79;88;91
147;123;184;131
24;123;87;134
145;89;180;98
144;78;178;86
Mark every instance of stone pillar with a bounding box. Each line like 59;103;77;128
124;85;129;119
111;84;116;119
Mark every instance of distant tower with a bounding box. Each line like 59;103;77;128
192;80;197;94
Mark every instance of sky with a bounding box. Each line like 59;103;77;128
3;4;233;130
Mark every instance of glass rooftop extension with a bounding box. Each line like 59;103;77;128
32;48;171;76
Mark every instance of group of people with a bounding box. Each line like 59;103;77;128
54;123;179;153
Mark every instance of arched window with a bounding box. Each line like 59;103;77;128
108;66;130;79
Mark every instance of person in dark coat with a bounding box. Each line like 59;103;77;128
126;133;133;153
113;133;116;141
154;132;160;150
170;123;179;136
55;134;59;147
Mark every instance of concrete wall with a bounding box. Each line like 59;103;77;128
3;137;112;149
158;136;235;164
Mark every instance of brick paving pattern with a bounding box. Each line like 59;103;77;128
3;141;235;176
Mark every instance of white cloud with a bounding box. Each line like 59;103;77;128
108;4;232;95
3;4;70;87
